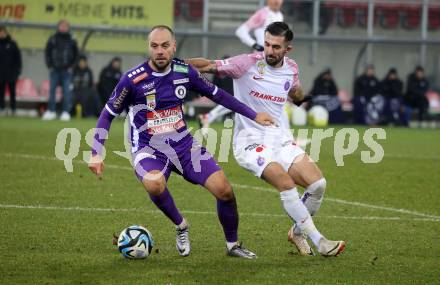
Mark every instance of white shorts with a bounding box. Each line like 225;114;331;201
233;140;305;177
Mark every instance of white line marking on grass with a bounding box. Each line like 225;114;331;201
2;152;440;220
228;183;440;220
1;203;439;223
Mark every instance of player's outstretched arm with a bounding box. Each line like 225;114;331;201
185;58;218;74
188;64;274;125
88;108;115;179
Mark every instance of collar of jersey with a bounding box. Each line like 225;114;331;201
152;67;172;77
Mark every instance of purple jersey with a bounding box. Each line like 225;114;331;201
104;59;219;153
93;58;258;184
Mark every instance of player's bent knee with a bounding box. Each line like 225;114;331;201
215;181;234;201
142;174;166;196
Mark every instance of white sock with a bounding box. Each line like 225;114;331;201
294;178;327;236
208;105;232;124
302;178;326;216
176;219;188;230
280;188;323;247
226;241;238;250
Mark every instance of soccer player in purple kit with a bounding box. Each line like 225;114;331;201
88;25;274;259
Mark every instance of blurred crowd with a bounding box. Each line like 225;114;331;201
0;20;434;126
0;21;123;121
307;64;431;126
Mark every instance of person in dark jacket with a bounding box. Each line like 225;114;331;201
353;65;381;124
0;26;21;115
404;66;430;125
309;69;344;123
97;57;122;105
42;19;79;121
72;55;101;117
381;68;404;125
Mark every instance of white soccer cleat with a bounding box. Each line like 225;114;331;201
176;225;190;257
288;226;315;256
42;110;56;121
60;111;71;121
226;242;257;259
317;238;346;257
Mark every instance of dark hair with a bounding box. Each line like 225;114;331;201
265;22;294;42
388;67;397;74
149;25;175;37
415;65;424;72
0;25;6;33
78;54;87;61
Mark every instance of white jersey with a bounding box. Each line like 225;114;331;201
235;6;284;47
215;52;301;146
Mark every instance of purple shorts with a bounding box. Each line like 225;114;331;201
132;144;221;186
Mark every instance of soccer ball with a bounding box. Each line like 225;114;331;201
117;225;154;259
308;105;329;127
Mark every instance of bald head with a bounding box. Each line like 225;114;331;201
148;25;176;72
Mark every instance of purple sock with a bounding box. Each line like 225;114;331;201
217;197;239;242
149;188;183;226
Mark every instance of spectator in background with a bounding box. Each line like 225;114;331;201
97;57;122;105
0;26;21;116
404;66;429;125
309;68;344;123
42;19;78;121
353;65;381;124
381;68;404;125
72;55;100;117
235;0;284;52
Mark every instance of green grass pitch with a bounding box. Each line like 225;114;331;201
0;117;439;284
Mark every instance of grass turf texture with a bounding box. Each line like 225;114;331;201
0;117;439;285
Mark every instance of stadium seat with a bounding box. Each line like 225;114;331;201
188;0;203;20
427;91;440;113
338;89;353;112
15;78;39;101
180;0;203;22
402;5;421;29
335;3;357;28
376;3;401;29
174;0;181;18
428;6;440;30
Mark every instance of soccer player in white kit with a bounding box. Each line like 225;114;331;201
187;22;345;257
199;0;290;131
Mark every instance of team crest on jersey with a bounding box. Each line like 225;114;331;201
284;80;291;91
175;85;187;99
145;90;156;110
257;61;265;76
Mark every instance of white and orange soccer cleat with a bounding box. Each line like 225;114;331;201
288;226;315;256
317;238;346;257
